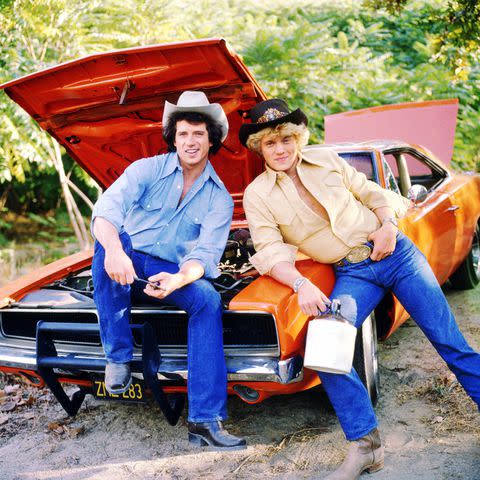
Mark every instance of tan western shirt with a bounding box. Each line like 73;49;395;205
243;147;411;274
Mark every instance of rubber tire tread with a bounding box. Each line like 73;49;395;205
449;224;480;290
353;315;380;406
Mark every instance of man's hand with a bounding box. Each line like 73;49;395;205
368;222;397;261
297;280;331;316
104;248;136;285
144;272;185;299
144;260;204;300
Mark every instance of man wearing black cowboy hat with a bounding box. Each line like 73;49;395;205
91;91;246;449
240;99;480;478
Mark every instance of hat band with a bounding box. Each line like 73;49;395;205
257;108;288;124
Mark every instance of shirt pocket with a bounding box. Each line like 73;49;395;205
322;171;345;188
139;196;163;213
127;197;165;232
269;207;295;226
322;177;351;213
181;209;204;241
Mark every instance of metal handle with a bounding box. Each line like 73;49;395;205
447;205;460;212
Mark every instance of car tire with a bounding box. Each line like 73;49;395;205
353;314;380;406
449;222;480;290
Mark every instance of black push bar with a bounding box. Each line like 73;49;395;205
36;321;185;425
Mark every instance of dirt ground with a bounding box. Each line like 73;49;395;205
0;284;479;480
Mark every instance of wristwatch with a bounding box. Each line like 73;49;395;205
293;276;308;293
381;216;398;228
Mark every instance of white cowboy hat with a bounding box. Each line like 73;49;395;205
162;91;229;142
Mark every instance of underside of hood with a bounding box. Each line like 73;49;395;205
0;38;266;217
324;99;458;166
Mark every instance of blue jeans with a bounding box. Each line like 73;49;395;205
92;232;227;422
318;232;480;440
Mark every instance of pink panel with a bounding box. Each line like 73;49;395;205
324;99;458;165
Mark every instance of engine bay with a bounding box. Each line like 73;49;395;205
16;228;259;309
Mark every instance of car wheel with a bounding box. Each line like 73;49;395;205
449;222;480;290
353;314;380;406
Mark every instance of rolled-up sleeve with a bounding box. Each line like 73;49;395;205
91;158;152;238
243;186;298;275
336;152;410;218
179;189;234;279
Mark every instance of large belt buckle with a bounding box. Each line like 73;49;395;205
345;245;372;264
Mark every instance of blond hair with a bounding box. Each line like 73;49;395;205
246;122;310;155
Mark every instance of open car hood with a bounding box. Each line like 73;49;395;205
0;38;266;217
324;99;458;166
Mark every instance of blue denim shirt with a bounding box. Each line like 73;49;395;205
91;152;233;279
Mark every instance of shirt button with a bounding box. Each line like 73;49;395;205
166;223;169;226
147;204;151;208
177;185;181;189
195;217;198;222
156;242;159;245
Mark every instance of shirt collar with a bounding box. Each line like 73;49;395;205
263;153;305;192
158;152;182;179
203;161;225;189
298;150;326;167
159;152;224;189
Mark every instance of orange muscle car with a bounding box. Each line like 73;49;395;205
0;39;478;419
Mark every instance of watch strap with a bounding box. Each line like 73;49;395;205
293;276;308;293
381;216;398;228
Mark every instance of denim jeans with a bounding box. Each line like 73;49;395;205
92;232;227;422
318;231;480;441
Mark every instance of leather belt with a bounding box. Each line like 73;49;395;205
334;245;372;267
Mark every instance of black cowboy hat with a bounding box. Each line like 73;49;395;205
239;99;308;147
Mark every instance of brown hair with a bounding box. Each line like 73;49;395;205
163;111;224;154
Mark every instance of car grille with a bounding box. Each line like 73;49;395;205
0;309;278;349
1;311;99;345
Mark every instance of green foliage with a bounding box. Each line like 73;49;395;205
325;1;480;170
366;0;480;68
27;213;56;227
0;218;12;230
0;0;102;226
0;208;77;247
0;209;12;246
0;233;8;247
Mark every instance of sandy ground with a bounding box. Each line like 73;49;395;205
0;284;479;480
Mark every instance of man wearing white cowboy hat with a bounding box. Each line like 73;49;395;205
91;91;246;449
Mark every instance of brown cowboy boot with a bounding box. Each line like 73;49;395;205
324;428;384;479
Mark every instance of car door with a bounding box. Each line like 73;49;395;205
382;147;457;284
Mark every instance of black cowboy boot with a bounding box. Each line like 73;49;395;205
188;420;247;450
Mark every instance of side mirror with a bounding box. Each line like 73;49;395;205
407;184;428;205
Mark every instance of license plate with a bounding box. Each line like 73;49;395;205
92;377;146;403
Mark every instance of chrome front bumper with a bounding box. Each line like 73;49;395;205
0;345;303;385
